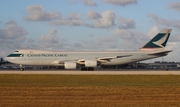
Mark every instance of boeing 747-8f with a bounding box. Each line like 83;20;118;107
5;29;172;71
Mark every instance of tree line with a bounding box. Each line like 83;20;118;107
0;58;6;65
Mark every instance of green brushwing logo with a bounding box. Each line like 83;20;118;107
143;33;170;48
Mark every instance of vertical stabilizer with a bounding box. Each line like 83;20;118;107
140;29;172;50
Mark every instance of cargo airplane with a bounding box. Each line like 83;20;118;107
5;29;172;71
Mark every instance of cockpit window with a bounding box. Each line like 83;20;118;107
7;54;24;57
15;51;19;52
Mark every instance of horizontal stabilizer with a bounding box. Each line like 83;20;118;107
148;50;172;56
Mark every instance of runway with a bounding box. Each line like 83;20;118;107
0;70;180;75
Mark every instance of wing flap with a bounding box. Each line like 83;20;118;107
96;55;132;63
98;55;132;60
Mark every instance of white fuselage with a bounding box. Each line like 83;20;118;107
5;49;164;66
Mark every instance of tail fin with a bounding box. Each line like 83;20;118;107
140;29;172;50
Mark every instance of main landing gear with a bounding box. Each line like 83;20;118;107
81;67;94;71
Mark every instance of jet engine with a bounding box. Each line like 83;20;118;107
64;62;76;69
85;60;97;67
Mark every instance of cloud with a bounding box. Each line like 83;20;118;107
0;20;27;49
23;4;61;21
117;16;135;29
0;20;27;40
0;20;28;57
50;10;134;28
23;4;133;29
113;27;157;49
169;33;180;42
37;29;66;49
50;18;87;26
168;1;180;12
69;12;81;19
74;28;147;50
50;12;88;26
103;0;137;6
114;28;133;39
86;10;102;19
147;26;160;38
80;35;119;49
50;10;134;29
88;10;116;28
74;43;83;48
82;0;97;6
0;50;8;58
148;14;180;29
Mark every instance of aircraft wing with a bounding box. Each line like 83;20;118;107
52;55;132;65
52;60;78;65
95;55;132;63
75;55;132;63
97;55;132;60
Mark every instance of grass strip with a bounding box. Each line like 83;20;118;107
0;74;180;107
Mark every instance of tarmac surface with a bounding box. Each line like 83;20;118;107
0;69;180;75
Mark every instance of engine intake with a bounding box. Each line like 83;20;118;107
85;60;97;67
64;62;76;69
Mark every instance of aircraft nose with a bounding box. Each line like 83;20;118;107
5;55;13;62
5;57;10;62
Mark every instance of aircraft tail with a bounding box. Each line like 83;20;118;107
140;29;172;50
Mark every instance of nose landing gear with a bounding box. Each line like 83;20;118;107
19;65;24;71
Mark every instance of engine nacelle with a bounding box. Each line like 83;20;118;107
85;60;97;67
64;62;76;69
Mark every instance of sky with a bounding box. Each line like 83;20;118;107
1;0;180;62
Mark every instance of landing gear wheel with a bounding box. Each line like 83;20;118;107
20;68;24;71
19;65;24;71
81;68;86;71
88;67;94;71
81;67;94;71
